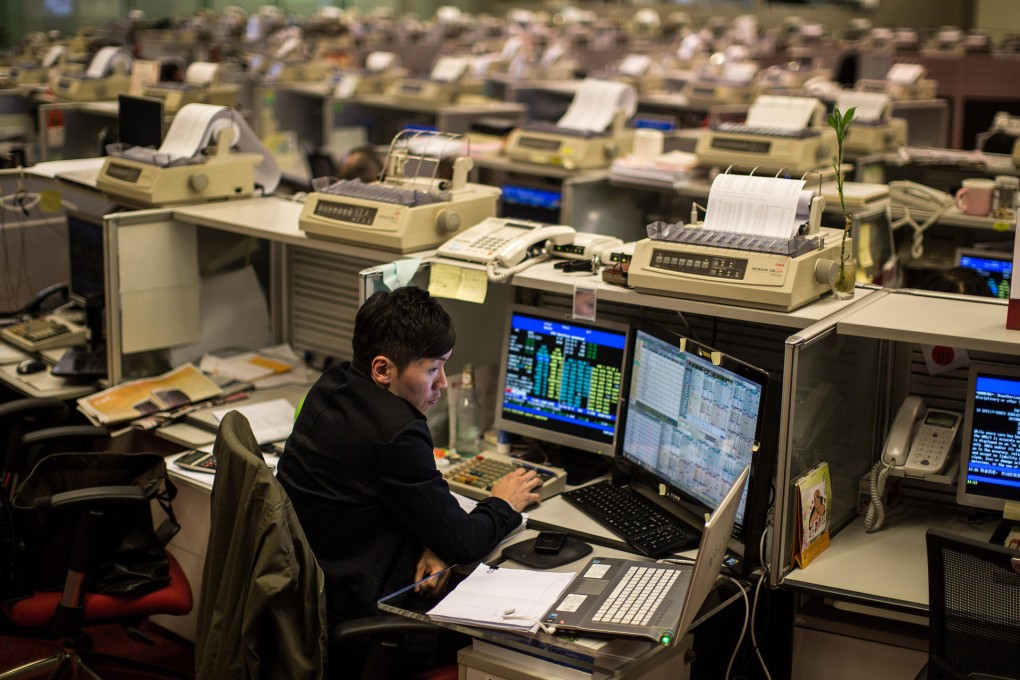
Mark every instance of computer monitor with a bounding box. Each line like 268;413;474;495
956;362;1020;513
616;324;769;536
66;215;106;345
500;184;562;223
494;306;629;460
117;95;164;149
955;247;1013;299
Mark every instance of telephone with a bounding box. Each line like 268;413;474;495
1;283;69;320
865;395;962;532
889;181;954;212
437;217;575;268
882;395;961;476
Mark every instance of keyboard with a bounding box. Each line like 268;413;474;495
562;480;698;557
442;452;567;502
52;344;107;378
592;565;681;627
1;316;87;351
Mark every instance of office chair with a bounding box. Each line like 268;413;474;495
918;528;1020;680
198;411;452;680
0;452;193;680
0;398;70;491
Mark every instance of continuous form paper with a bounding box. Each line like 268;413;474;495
835;91;890;124
430;56;470;82
702;174;810;240
744;95;819;131
184;62;220;86
86;46;131;78
157;103;281;193
557;79;637;133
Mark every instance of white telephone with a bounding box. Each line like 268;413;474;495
888;181;954;212
437;217;575;268
882;395;961;476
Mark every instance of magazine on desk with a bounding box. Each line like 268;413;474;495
77;363;223;426
793;462;832;569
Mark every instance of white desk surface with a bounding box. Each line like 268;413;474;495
837;290;1020;355
172;196;418;261
782;502;991;611
0;360;96;399
508;259;872;331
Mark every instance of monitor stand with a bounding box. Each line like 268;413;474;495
542;446;611;486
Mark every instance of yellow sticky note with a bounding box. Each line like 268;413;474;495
428;263;488;303
429;262;465;299
857;221;874;269
39;189;62;213
1004;501;1020;522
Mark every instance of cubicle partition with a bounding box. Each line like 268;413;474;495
772;289;1020;676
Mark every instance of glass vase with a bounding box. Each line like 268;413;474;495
833;252;856;300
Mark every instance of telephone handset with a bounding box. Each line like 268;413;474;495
888;181;954;212
437;217;575;268
882;395;961;476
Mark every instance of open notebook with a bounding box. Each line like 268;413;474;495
538;466;749;644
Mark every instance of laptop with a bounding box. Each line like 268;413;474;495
539;465;749;645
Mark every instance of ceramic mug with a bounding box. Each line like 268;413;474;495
955;178;995;216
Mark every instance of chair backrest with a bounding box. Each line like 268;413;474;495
926;528;1020;680
0;398;69;491
196;410;326;680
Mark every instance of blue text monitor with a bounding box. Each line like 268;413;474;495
956;249;1013;299
495;306;629;457
958;362;1020;512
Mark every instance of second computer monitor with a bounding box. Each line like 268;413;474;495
956;248;1013;299
495;306;629;457
617;324;768;534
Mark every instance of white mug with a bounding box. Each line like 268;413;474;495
955;178;995;217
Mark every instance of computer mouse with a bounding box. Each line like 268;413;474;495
16;358;47;375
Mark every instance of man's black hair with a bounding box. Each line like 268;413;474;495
352;286;455;374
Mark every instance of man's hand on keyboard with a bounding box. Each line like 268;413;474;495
490;467;542;512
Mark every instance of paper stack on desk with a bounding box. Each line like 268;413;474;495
427;564;575;632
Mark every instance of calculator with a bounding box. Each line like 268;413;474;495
442;452;567;501
174;450;217;473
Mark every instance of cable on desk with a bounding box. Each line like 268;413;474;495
722;575;749;680
865;460;891;532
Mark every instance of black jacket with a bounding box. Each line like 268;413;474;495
278;361;521;622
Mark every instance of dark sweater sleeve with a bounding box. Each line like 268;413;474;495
373;421;522;565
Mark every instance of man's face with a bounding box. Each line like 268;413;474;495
388;351;451;413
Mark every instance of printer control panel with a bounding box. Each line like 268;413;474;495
650;248;749;280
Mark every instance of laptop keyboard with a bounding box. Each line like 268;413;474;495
562;480;698;557
592;565;680;626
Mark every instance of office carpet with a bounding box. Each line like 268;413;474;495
0;619;195;678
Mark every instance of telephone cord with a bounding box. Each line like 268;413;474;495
486;252;550;283
864;461;891;533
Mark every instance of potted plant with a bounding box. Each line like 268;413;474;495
827;105;857;299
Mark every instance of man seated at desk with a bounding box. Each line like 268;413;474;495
277;286;541;677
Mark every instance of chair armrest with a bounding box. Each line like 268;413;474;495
48;484;147;509
22;425;110;449
330;613;440;641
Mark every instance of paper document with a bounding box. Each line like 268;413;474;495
557;79;637;133
212;397;296;444
702;174;809;239
745;96;819;132
427;563;575;632
430;56;470;83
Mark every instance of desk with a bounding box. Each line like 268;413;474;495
0;346;96;400
379;508;744;680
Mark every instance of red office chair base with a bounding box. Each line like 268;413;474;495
0;645;193;680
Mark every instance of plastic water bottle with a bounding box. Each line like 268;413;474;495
455;364;481;455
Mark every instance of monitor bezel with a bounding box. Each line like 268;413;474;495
956;361;1020;512
615;321;769;537
493;304;630;458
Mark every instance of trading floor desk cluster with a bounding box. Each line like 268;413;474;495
3;4;1020;678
